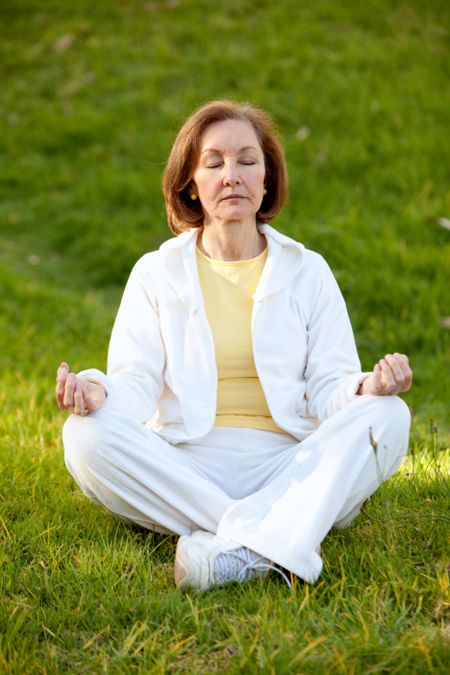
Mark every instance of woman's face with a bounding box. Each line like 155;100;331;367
192;119;266;227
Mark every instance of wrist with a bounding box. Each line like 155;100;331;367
357;380;367;396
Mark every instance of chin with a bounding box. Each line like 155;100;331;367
219;206;253;219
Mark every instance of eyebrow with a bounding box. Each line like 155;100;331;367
200;145;258;155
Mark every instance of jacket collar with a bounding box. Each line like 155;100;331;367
254;224;305;301
158;224;305;308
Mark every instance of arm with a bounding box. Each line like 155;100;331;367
303;256;370;421
94;255;166;421
56;254;166;422
303;257;412;420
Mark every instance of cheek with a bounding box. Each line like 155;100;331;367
253;165;266;185
251;175;265;195
196;175;217;199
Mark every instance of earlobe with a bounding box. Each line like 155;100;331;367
189;183;198;201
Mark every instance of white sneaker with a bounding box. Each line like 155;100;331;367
174;531;289;591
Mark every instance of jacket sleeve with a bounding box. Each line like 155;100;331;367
303;255;370;421
78;255;165;422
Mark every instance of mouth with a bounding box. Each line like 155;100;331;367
221;194;244;201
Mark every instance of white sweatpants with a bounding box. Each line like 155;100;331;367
63;395;410;583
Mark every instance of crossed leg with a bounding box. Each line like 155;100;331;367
63;395;410;583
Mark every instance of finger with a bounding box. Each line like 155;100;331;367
63;372;77;408
81;385;92;413
384;354;406;382
401;361;413;391
366;363;382;395
56;362;69;382
73;380;87;416
373;362;381;379
391;353;409;375
55;362;70;407
378;358;396;393
393;353;413;381
389;354;413;391
82;383;96;413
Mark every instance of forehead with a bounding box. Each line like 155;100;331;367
199;118;262;153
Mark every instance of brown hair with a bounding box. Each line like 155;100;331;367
162;100;289;234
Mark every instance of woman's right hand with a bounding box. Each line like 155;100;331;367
55;362;107;415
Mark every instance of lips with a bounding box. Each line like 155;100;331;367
221;194;244;200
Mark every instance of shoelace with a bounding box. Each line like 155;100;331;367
238;560;292;588
214;549;292;589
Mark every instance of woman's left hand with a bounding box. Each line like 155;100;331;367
359;353;413;396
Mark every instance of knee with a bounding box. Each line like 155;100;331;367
62;413;106;484
364;395;411;474
362;395;411;434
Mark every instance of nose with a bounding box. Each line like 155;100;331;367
222;161;241;186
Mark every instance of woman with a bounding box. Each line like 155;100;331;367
56;100;412;591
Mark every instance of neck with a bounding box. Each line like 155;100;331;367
198;219;266;261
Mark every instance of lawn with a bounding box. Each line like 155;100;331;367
1;0;449;672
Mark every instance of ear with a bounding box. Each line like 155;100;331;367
188;181;199;200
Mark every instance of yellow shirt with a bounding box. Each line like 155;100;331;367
196;246;284;433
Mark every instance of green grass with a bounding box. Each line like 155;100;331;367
1;0;449;671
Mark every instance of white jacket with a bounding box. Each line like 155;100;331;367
81;224;368;443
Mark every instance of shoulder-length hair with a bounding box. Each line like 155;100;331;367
162;100;289;234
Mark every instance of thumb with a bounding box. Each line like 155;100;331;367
83;381;106;412
372;363;382;392
364;363;381;395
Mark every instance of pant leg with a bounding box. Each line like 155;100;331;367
217;395;411;583
63;407;233;536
